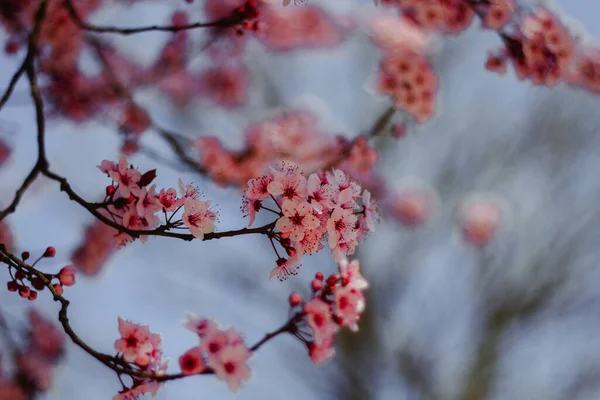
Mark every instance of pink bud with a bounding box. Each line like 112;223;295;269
19;285;30;298
326;274;339;286
15;270;25;280
28;290;37;301
43;246;55;258
21;251;30;260
288;292;303;307
7;281;17;292
311;279;323;292
58;266;76;287
315;272;324;281
53;284;63;296
106;185;116;196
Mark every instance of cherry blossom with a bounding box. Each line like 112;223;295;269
303;298;338;345
114;318;154;366
276;200;320;242
212;344;252;392
182;198;217;240
179;347;207;375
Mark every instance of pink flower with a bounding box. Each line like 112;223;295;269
114;318;153;367
275;200;320;242
182;198;216;240
269;256;301;281
303;298;338;345
267;166;308;203
327;208;357;249
338;259;369;291
246;175;274;200
109;157;142;198
178;178;200;199
134;184;160;217
98;159;117;175
182;313;218;338
212;344;252;393
179;347;206;375
158;187;181;212
361;190;379;232
113;380;161;400
242;196;262;227
326;169;360;199
306;173;334;213
308;336;335;365
333;286;365;332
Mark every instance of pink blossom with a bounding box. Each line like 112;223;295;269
182;313;218;338
109;157;142;198
270;256;301;281
327;208;357;249
114;318;153;366
308;336;335;365
276;200;320;242
306;173;334;213
267;166;308;203
179;347;206;375
182;198;216;240
158;187;181;212
242;196;262;227
246;175;274;200
134;184;160;217
334;286;365;332
212;344;252;392
178;178;200;199
303;298;338;345
338;259;369;291
113;380;161;400
361;190;379;232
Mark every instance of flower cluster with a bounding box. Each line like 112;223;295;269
113;318;168;400
181;315;251;392
243;163;379;280
5;247;76;300
97;157;218;246
486;7;576;86
371;15;438;123
194;110;379;187
287;258;369;364
475;0;516;30
379;0;475;34
71;220;117;276
0;309;64;399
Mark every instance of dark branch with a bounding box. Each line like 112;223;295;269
64;0;243;35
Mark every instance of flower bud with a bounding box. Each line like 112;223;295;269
288;292;303;307
43;246;55;258
18;285;30;298
311;279;323;292
28;290;37;301
7;281;17;292
21;251;30;260
58;266;76;287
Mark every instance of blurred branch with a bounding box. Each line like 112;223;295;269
457;280;560;400
0;245;302;383
63;0;244;35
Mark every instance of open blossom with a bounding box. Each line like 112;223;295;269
114;318;154;366
276;200;320;242
158;187;181;211
183;313;218;338
338;258;368;290
113;380;161;400
212;344;252;392
182;197;217;239
334;286;365;332
361;190;379;232
267;165;308;203
134;184;161;217
327;208;357;250
109;157;142;197
270;256;301;281
246;175;274;200
306;173;334;213
308;336;335;365
304;298;338;345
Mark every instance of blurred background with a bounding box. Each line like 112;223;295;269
2;0;600;399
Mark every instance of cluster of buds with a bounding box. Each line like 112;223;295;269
113;319;168;400
5;247;76;300
97;157;218;247
287;258;369;364
180;315;251;392
243;163;379;280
